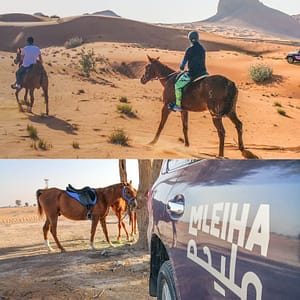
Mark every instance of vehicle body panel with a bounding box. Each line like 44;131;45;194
286;49;300;63
148;160;300;300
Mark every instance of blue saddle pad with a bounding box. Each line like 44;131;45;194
66;187;97;208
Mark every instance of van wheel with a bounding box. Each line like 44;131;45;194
157;261;178;300
287;57;294;64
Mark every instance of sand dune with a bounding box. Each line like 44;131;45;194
0;14;299;159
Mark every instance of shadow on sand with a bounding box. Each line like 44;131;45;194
28;114;77;135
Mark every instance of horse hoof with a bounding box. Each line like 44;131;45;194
241;149;260;159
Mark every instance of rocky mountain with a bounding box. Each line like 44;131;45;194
204;0;300;39
90;10;120;18
292;14;300;23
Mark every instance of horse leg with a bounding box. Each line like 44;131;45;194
227;111;244;151
89;215;100;250
42;85;49;115
24;89;28;102
15;90;24;112
49;217;65;252
119;215;129;242
28;89;34;114
131;211;137;241
99;217;114;247
212;117;225;157
149;104;171;145
181;111;189;147
172;221;177;248
42;219;54;251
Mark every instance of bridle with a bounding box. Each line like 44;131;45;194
121;185;136;203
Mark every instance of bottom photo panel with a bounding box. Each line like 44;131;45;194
0;159;299;300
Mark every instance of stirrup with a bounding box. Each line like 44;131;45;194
168;102;182;112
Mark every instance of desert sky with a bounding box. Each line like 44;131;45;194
1;0;300;23
0;159;139;207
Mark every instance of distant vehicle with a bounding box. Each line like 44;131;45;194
148;159;300;300
286;49;300;63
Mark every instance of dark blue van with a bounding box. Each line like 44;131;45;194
148;160;300;300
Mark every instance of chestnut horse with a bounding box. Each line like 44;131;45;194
141;56;257;158
13;48;49;115
111;187;137;242
36;182;137;252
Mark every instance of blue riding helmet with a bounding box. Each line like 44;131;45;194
188;31;199;42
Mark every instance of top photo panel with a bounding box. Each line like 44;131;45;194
0;0;299;159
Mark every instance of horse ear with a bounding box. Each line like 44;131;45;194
129;180;132;185
156;57;160;60
147;55;152;62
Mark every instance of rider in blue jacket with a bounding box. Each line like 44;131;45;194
169;31;208;112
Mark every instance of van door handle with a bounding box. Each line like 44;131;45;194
167;194;185;216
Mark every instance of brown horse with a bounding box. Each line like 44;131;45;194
141;56;257;158
110;186;137;242
36;182;137;252
13;48;49;115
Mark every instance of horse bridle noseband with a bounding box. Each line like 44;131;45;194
122;185;136;203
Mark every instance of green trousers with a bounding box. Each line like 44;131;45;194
175;72;191;106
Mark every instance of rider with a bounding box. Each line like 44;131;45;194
168;31;208;112
11;36;43;91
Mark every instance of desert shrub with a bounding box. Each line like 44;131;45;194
38;139;52;150
274;101;282;107
64;37;83;49
72;141;80;149
277;109;287;117
248;63;273;83
117;104;137;118
27;125;38;140
119;96;128;103
108;129;129;146
79;48;96;77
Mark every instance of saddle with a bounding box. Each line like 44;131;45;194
176;71;209;83
66;184;97;219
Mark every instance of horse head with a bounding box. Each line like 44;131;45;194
14;48;22;66
121;181;137;211
141;55;176;84
140;56;163;84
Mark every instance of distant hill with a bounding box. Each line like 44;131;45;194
0;13;45;22
204;0;300;39
0;14;268;54
90;10;120;18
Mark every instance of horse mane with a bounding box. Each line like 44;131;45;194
153;59;175;77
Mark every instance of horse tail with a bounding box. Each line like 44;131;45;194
223;79;238;115
36;189;44;216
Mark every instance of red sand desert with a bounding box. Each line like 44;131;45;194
0;14;299;159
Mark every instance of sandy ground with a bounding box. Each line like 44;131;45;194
0;206;150;300
0;15;299;159
1;39;299;159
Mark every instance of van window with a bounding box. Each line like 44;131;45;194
166;159;200;172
